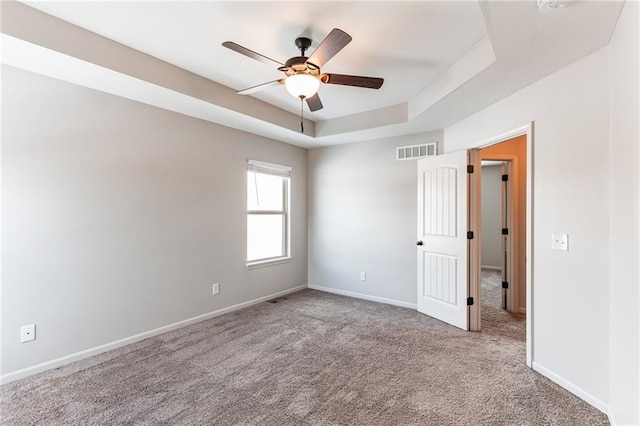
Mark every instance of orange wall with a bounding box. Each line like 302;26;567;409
480;135;527;312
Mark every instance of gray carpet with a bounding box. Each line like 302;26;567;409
1;276;608;425
481;268;527;340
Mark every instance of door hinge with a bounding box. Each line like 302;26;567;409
502;281;509;289
467;165;474;173
502;228;509;235
467;297;474;306
502;174;509;182
467;231;474;240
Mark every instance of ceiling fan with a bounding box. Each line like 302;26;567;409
222;28;384;113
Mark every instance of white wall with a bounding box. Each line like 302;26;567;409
607;1;639;424
1;66;308;378
480;165;502;269
308;132;443;307
444;49;611;408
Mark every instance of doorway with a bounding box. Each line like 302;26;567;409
468;131;531;365
479;158;526;342
480;160;509;309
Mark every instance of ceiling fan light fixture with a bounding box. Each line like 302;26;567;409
285;73;320;99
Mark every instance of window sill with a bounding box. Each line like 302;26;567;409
246;257;293;270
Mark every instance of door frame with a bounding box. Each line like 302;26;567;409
469;123;533;368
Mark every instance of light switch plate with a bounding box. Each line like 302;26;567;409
552;234;569;251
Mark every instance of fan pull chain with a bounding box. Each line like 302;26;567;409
300;97;304;133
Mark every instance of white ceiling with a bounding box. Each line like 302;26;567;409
3;0;625;147
18;1;488;120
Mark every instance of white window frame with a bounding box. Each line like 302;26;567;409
246;160;292;269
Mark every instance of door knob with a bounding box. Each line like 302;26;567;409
416;241;423;246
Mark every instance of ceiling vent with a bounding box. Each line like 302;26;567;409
396;143;438;161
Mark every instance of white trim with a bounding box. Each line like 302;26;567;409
472;124;532;149
532;361;608;414
307;284;417;310
247;159;292;172
481;265;502;271
247;159;291;177
525;123;533;369
246;257;292;270
481;160;505;166
0;285;307;385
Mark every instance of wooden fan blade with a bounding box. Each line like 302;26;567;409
306;28;352;69
222;41;283;67
237;80;284;95
320;73;384;89
305;93;323;112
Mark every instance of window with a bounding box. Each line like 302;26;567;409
247;160;291;267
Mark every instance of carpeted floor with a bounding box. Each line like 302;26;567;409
1;274;608;425
480;268;527;341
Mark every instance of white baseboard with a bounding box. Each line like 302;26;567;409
481;265;502;271
307;284;417;310
532;361;608;414
0;285;307;385
518;307;527;314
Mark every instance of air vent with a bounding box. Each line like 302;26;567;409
396;143;437;161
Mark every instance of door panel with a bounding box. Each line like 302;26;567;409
423;253;457;304
423;167;457;237
417;150;469;330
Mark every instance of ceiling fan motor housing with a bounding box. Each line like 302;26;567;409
279;37;320;77
282;57;320;76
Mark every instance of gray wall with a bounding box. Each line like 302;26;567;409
308;132;443;306
607;1;639;423
444;48;611;408
480;165;502;269
1;66;307;375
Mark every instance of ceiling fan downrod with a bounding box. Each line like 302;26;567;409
295;37;312;57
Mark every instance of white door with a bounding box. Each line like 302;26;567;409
417;150;469;330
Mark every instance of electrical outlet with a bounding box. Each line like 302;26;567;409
551;234;569;251
20;324;36;343
360;272;366;281
212;283;220;295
